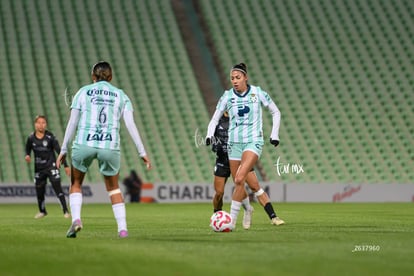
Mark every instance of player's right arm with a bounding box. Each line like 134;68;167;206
24;135;32;163
206;109;223;146
206;93;228;145
57;109;81;168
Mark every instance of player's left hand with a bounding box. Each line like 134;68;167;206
24;155;31;163
270;138;279;147
142;156;152;170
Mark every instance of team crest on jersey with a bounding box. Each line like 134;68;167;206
42;141;48;147
250;93;258;103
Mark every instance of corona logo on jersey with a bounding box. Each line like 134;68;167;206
86;88;118;97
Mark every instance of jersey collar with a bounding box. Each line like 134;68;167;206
232;85;251;98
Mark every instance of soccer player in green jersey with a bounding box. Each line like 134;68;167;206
57;61;151;238
211;111;254;230
206;63;284;228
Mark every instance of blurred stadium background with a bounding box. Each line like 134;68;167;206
0;0;412;185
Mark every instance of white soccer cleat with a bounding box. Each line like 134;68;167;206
34;212;47;219
231;218;237;230
242;206;254;230
271;217;285;226
66;219;83;238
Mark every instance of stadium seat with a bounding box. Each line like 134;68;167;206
0;0;413;185
198;0;414;183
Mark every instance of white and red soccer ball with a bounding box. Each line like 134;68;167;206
210;210;233;232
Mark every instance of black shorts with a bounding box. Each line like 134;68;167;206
214;155;230;178
34;168;61;186
213;155;255;178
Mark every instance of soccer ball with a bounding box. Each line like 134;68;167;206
210;210;233;232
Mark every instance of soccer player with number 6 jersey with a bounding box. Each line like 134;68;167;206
57;61;151;238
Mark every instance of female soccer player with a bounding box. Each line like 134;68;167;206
25;115;71;219
57;61;151;238
206;63;284;228
211;111;254;229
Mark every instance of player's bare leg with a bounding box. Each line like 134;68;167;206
229;151;257;227
239;155;285;226
242;172;257;229
213;176;226;212
255;189;284;226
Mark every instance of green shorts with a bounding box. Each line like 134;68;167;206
71;144;121;176
227;141;264;160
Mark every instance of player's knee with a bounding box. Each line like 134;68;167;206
108;188;124;204
234;175;245;186
254;188;265;197
35;182;46;189
108;188;122;197
215;191;224;199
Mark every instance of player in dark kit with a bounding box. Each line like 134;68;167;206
25;115;70;219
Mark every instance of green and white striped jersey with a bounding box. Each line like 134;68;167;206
216;85;274;143
70;81;132;150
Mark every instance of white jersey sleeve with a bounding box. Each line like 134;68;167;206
206;109;224;138
256;86;281;140
60;109;81;154
206;91;229;138
267;101;281;140
123;110;147;157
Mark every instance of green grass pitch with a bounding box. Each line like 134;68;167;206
0;203;413;275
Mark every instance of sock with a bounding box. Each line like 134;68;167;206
230;200;242;224
112;203;127;232
37;199;46;214
241;196;251;211
213;208;222;213
57;194;69;213
69;193;82;223
36;185;46;213
264;202;277;219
